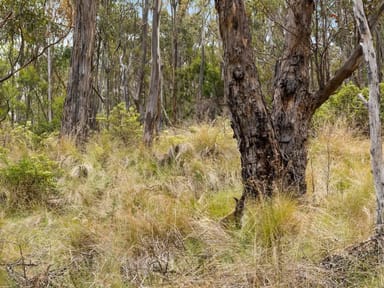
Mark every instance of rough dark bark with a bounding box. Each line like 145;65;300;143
61;0;97;142
215;0;281;197
143;0;161;147
215;0;384;199
272;0;314;195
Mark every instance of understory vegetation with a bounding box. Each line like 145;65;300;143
2;0;384;286
0;113;381;287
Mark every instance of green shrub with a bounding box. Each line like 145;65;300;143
0;122;42;149
312;83;384;131
314;84;366;128
98;103;142;144
0;155;58;209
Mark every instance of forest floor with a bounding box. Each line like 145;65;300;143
0;119;383;287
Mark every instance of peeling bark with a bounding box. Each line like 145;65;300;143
61;0;97;143
144;0;162;147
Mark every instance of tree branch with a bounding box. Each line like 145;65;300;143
92;85;105;103
313;0;384;110
0;30;70;84
0;11;13;29
357;92;368;108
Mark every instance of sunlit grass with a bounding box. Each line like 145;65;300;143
0;119;380;287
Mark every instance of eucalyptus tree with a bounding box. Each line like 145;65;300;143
215;0;384;203
354;0;384;235
144;0;162;146
135;0;150;118
61;0;97;142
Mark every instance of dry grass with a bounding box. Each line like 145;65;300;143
0;119;381;287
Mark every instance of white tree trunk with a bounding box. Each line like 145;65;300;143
354;0;384;234
144;0;162;147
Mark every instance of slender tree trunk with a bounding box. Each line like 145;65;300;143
46;0;53;123
89;31;101;131
120;52;131;110
88;73;99;131
354;0;384;234
26;91;32;124
170;0;178;122
144;0;162;147
61;0;97;142
101;40;111;124
93;32;102;130
196;16;206;121
173;0;189;121
47;43;53;123
135;0;149;118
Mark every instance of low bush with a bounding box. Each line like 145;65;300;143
0;155;59;210
313;83;384;131
98;103;142;145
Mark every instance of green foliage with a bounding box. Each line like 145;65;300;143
31;96;65;135
0;155;58;210
205;190;240;219
0;122;43;150
314;84;364;126
313;83;384;130
98;103;142;144
0;270;13;286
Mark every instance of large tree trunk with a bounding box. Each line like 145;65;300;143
272;0;314;195
61;0;96;143
143;0;162;147
215;0;281;197
216;0;384;200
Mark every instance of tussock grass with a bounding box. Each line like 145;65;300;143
0;119;380;287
